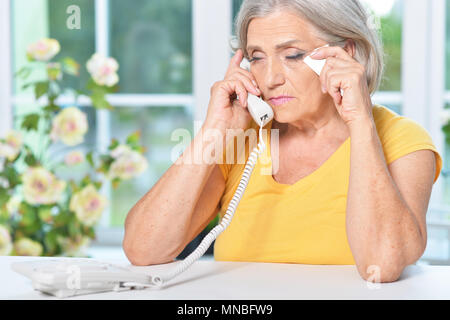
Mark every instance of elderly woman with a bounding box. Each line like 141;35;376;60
123;0;442;283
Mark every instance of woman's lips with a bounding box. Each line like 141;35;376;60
269;96;294;106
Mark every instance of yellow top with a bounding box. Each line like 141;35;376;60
214;105;442;265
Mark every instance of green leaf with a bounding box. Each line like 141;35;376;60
44;230;59;255
53;209;72;227
111;177;121;189
24;152;39;167
0;208;10;223
86;77;117;93
69;180;80;194
100;154;114;165
21;82;35;90
86;151;95;168
86;78;102;92
3;165;21;187
106;84;119;94
90;91;113;110
61;57;80;76
138;146;147;154
108;138;120;151
93;181;102;190
0;188;10;209
15;66;32;80
26;52;35;62
68;219;81;237
96;155;114;175
20;203;37;227
43;103;61;114
38;206;53;223
83;226;96;239
22;222;42;236
21;113;40;131
47;64;63;81
34;81;49;100
126;131;141;145
125;131;143;152
80;175;92;188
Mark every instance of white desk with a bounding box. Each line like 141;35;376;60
1;256;450;300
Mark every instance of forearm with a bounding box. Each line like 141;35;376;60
123;122;226;263
346;118;425;281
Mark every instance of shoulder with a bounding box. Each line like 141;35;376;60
372;104;433;145
372;104;442;183
372;104;421;134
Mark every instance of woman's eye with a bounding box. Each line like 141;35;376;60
249;53;305;63
286;53;305;60
249;57;262;63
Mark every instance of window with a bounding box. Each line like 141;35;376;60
9;0;196;245
109;0;192;94
109;106;193;227
11;0;97;183
447;0;450;91
424;0;450;265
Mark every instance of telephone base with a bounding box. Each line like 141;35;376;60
11;258;160;298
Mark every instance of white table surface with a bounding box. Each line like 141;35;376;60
2;256;450;300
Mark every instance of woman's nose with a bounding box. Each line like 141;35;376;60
264;58;285;88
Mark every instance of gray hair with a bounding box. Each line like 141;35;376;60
231;0;385;95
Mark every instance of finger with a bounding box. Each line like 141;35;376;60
331;78;343;104
226;80;248;109
226;66;259;88
230;49;244;68
228;72;260;96
326;70;360;104
234;68;259;88
325;67;362;92
320;58;357;93
323;57;355;70
310;45;354;63
322;73;343;104
225;50;245;79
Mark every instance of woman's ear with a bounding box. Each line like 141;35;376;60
344;39;356;58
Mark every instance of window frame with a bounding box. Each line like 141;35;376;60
0;0;12;138
2;0;450;258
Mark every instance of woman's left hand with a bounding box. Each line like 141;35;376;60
309;45;374;129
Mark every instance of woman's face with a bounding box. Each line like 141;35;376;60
246;10;333;124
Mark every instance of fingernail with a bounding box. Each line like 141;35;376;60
322;85;327;93
252;80;257;86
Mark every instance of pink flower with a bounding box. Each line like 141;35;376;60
64;151;85;166
26;38;60;62
86;53;119;87
50;107;88;146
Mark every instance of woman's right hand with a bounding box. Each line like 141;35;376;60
204;49;261;132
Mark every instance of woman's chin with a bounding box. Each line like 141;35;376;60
272;110;294;124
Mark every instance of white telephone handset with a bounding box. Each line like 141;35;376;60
11;47;332;298
239;58;274;127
